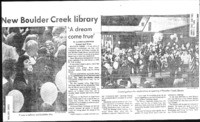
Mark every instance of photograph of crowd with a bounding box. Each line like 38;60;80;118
2;26;67;112
101;15;199;89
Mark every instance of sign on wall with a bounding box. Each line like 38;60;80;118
189;13;198;37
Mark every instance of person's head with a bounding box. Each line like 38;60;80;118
45;40;55;54
25;34;39;43
3;58;17;79
195;44;199;49
55;45;66;69
153;33;163;43
52;26;65;37
2;27;8;36
38;47;48;57
25;40;38;57
59;32;66;39
171;33;178;42
186;42;190;49
6;33;24;51
22;34;39;51
43;30;53;42
47;26;53;31
140;54;144;59
33;56;51;79
54;32;66;48
15;55;31;74
8;27;20;34
189;48;194;53
55;45;66;61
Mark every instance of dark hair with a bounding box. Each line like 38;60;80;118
43;30;53;42
8;27;20;34
13;33;24;50
2;58;17;79
15;55;29;73
38;47;48;56
6;33;24;51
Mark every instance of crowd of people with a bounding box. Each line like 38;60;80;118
101;33;199;89
2;26;67;112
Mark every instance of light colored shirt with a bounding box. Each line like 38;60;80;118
181;54;191;64
2;43;19;62
24;52;37;65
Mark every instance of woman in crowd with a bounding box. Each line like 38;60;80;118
13;55;33;112
2;58;17;112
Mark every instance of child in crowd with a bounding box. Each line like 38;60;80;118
24;40;39;65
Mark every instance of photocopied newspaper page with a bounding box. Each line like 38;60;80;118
2;0;200;121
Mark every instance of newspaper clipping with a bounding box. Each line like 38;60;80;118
2;0;200;121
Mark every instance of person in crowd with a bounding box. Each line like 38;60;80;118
2;27;8;37
118;56;131;81
13;55;34;112
33;47;52;85
45;40;56;55
111;58;122;88
2;59;17;112
2;38;19;62
25;34;39;43
24;40;39;65
22;34;39;50
101;62;109;88
139;54;148;78
5;27;30;55
45;40;56;79
54;45;66;75
29;27;45;46
52;26;65;37
127;48;135;74
2;59;16;91
181;51;191;74
42;26;53;42
57;32;67;48
37;47;48;59
133;52;140;74
174;51;182;77
149;51;157;77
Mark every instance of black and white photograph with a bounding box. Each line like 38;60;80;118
2;26;67;112
101;14;199;89
2;0;200;121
